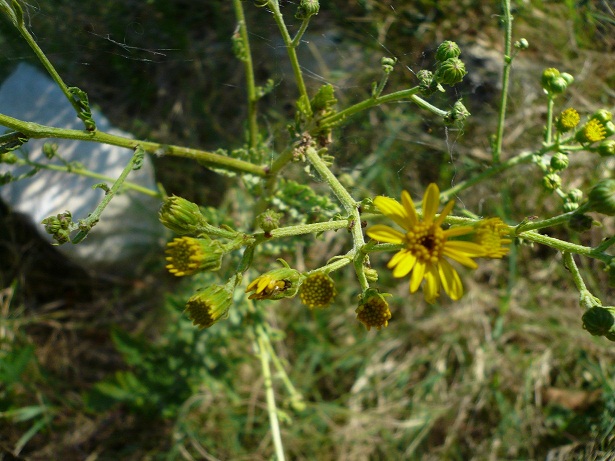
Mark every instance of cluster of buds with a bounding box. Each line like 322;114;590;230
417;40;467;97
541;67;574;95
433;41;467;87
41;211;74;245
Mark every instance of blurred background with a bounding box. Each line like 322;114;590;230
1;1;615;459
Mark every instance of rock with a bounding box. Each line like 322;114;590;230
0;63;166;273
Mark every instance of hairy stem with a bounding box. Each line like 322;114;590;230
0;113;268;177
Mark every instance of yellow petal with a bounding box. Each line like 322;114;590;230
434;200;455;227
423;264;440;303
373;196;409;230
409;260;426;293
422;183;440;224
442;247;478;269
438;259;464;300
401;190;418;227
366;225;405;244
391;251;417;278
443;226;475;238
445;240;486;257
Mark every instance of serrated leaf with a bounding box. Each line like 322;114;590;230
273;179;340;223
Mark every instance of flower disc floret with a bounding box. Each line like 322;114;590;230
577;119;607;144
355;289;392;331
366;183;486;303
556;108;580;133
473;218;511;258
300;273;336;309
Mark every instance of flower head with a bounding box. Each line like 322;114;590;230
185;284;233;329
355;289;392;331
159;195;208;235
556;108;580;132
299;272;337;309
473;218;511;258
366;183;486;303
577;119;607;144
165;236;224;276
245;265;302;300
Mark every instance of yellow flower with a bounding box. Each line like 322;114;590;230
245;266;302;300
366;183;485;303
473;218;512;258
165;236;224;276
556;108;580;133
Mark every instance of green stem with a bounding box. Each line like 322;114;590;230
304;146;369;289
493;0;513;164
439;149;537;202
545;94;555;144
291;18;311;47
514;210;577;234
71;148;143;243
233;0;259;149
256;325;286;461
267;219;350;239
319;87;426;128
16;158;160;197
261;334;304;409
562;252;600;309
307;252;353;275
0;113;268;177
518;230;610;261
268;0;310;106
10;9;88;127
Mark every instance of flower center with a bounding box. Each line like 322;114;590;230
405;223;445;263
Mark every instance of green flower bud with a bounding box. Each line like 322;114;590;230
562;200;578;213
568;212;593;232
514;38;529;50
586;179;615;215
159;195;208;235
596;140;615;157
257;209;283;235
434;58;467;86
542;173;561;191
0;152;18;164
560;72;574;86
435;41;461;62
299;272;336;309
567;189;583;203
444;100;471;125
355;289;392;331
364;267;379;283
185;284;233;329
295;0;320;19
416;69;438;96
550;152;569;171
591;109;613;125
603;121;615;137
582;306;615;336
381;56;397;74
541;68;560;90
